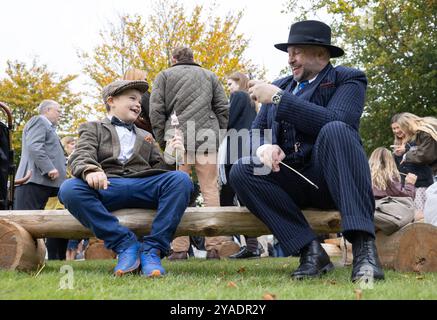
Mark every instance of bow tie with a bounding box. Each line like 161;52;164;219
111;116;135;131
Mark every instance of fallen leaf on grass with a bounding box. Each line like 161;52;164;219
227;281;238;288
263;293;277;300
416;275;425;280
326;280;337;285
237;266;246;274
282;264;290;269
354;289;362;300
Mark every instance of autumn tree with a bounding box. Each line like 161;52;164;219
284;0;437;153
79;0;264;114
0;59;84;162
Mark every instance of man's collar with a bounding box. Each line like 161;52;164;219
41;115;55;127
171;61;201;68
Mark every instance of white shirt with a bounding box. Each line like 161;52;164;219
107;116;136;164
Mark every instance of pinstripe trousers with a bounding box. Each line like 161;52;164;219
229;121;375;256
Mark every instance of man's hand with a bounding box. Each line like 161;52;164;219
85;171;109;190
47;169;59;180
248;80;281;104
256;144;286;172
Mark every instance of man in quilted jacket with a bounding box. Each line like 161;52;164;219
150;47;238;260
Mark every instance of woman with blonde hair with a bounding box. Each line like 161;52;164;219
369;147;416;199
395;113;437;219
123;68;153;135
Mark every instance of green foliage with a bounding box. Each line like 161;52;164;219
79;0;265;115
284;0;437;154
0;59;85;163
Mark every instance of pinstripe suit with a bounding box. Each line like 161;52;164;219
229;63;375;256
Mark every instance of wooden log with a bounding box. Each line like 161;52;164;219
0;207;341;238
376;223;437;272
0;219;46;271
84;238;116;260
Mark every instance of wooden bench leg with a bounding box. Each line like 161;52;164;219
0;219;46;271
376;223;437;272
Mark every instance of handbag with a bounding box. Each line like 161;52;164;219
374;196;415;235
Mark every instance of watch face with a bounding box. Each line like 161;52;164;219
272;93;281;104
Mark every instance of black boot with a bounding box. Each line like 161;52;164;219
291;240;334;280
350;232;385;282
229;246;261;259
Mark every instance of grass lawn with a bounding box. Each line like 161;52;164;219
0;257;436;300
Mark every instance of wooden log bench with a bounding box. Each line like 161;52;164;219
0;207;436;273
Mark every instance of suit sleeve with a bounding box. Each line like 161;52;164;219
211;76;229;130
69;122;104;180
25;117;56;175
149;72;168;149
275;68;367;136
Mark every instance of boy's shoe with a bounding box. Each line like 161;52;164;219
113;242;141;276
141;248;166;277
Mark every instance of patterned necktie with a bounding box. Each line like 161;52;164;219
293;80;309;95
111;116;134;131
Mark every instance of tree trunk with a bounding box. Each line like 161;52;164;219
0;207;341;238
376;223;437;272
0;219;46;271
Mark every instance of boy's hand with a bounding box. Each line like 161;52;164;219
85;171;109;190
164;135;185;164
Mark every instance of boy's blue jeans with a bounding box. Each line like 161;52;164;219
59;171;193;255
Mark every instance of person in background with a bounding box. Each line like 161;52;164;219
392;113;437;221
123;68;154;135
150;46;236;260
15;100;67;260
369;147;417;199
219;72;261;259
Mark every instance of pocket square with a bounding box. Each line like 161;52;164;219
319;81;335;88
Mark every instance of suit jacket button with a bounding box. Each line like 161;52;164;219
209;115;215;119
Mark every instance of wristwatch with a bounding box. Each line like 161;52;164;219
271;90;284;105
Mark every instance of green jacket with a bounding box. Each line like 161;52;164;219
150;63;229;152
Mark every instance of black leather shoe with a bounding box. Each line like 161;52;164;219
350;232;385;282
291;240;334;280
229;246;260;259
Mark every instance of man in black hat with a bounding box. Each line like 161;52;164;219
229;20;384;282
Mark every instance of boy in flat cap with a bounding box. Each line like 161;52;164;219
59;80;191;277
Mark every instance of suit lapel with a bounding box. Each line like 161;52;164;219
298;63;333;101
131;126;147;158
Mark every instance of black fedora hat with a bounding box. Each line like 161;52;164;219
274;20;344;58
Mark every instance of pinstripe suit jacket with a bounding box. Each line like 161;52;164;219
252;63;367;166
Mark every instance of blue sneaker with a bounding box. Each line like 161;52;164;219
140;248;166;277
113;242;141;276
